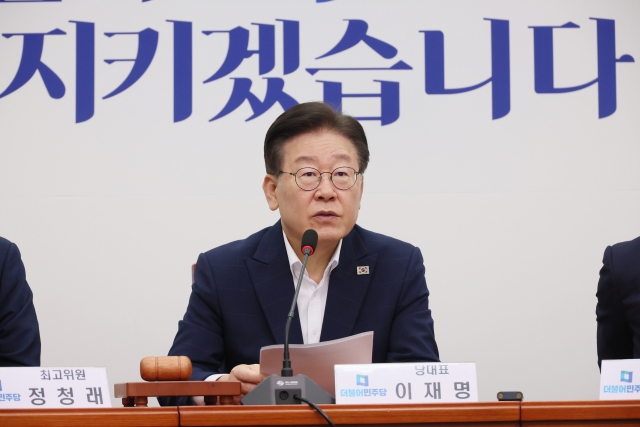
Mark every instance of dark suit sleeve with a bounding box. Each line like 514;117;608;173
387;247;439;363
596;245;633;368
160;253;226;406
0;242;41;367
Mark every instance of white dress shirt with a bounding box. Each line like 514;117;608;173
283;230;342;344
193;231;342;404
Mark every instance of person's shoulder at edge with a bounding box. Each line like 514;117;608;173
0;235;41;368
0;236;24;278
609;235;640;256
0;235;14;258
607;236;640;278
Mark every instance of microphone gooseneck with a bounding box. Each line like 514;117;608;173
282;229;318;377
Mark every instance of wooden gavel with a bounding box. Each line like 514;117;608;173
140;356;192;381
114;356;241;407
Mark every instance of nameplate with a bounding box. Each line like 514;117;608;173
0;367;111;408
600;359;640;400
334;362;478;404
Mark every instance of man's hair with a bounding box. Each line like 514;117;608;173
264;102;370;175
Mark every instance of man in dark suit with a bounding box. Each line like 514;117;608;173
596;236;640;368
0;237;41;366
163;102;439;405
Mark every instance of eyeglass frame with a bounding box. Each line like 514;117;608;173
278;166;362;191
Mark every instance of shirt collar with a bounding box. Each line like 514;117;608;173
283;230;342;280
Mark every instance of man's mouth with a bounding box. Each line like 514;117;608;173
313;211;338;220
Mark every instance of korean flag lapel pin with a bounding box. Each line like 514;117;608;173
357;266;370;275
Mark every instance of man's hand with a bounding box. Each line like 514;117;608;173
218;364;266;405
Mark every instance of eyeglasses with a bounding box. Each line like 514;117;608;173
279;166;361;191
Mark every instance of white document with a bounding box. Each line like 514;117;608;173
335;362;478;404
260;331;373;396
600;359;640;400
0;367;111;408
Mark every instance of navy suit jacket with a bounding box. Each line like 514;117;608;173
596;236;640;368
162;221;438;405
0;237;41;367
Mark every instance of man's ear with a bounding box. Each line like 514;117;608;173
262;174;279;211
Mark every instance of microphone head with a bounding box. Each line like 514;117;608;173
300;229;318;256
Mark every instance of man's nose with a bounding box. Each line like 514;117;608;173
315;173;336;199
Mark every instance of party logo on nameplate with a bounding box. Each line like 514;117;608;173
335;362;478;404
600;360;640;400
0;367;111;408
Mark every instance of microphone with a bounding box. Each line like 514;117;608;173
282;229;318;377
242;229;335;405
300;229;318;256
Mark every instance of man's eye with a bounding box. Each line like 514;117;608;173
301;172;316;177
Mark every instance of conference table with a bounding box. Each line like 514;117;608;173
1;400;639;426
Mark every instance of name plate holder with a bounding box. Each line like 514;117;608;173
334;362;478;404
600;359;640;400
0;367;111;408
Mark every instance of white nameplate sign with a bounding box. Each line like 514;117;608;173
0;367;111;408
335;362;478;404
600;359;640;400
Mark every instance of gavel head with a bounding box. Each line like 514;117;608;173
140;356;192;381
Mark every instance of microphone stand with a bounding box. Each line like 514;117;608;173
281;247;310;377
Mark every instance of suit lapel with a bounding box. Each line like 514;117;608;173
321;226;377;342
245;221;304;345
